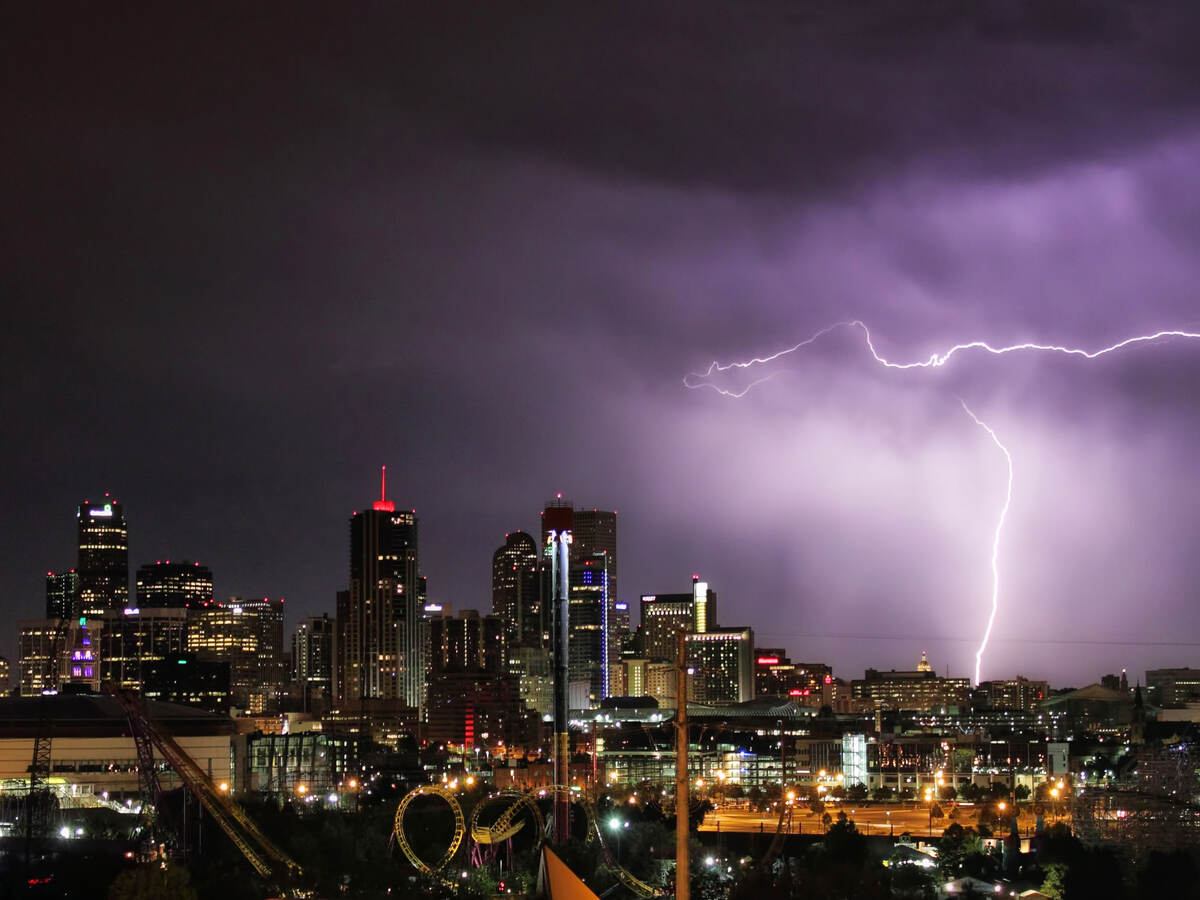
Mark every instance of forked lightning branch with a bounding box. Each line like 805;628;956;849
685;321;1200;684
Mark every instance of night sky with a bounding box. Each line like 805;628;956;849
5;2;1200;686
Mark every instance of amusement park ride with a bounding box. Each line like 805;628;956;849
392;783;658;897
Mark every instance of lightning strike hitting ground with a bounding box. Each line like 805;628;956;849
685;321;1200;682
959;401;1013;687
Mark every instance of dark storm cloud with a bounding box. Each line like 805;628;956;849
4;2;1200;684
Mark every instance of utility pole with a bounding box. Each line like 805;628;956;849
675;635;690;900
550;528;572;845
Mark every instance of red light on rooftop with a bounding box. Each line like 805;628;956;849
373;464;395;511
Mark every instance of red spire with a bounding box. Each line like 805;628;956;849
373;465;395;512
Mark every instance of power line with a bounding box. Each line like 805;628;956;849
769;632;1200;649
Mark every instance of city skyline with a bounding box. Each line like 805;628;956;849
6;5;1200;687
3;481;1189;689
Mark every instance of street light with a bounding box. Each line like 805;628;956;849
609;817;626;859
924;787;934;835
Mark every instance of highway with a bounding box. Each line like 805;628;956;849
699;802;1066;838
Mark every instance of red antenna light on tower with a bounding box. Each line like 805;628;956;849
373;465;395;512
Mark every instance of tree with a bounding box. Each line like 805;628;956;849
746;785;765;811
938;784;957;802
958;783;984;803
846;783;869;803
872;785;895;802
1040;862;1067;900
1013;784;1030;801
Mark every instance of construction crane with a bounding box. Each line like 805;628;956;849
23;615;74;875
104;687;306;889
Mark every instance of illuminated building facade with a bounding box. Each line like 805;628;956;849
18;618;104;695
686;628;754;704
292;614;334;709
77;496;129;616
753;650;833;700
979;676;1048;711
135;560;214;608
640;594;693;661
188;597;285;713
0;656;9;694
99;608;189;691
851;656;971;712
336;478;426;708
506;645;553;715
569;552;608;705
1146;668;1200;707
429;610;504;675
425;672;539;751
46;570;80;619
491;531;543;650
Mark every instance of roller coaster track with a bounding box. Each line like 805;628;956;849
394;784;659;897
105;687;304;887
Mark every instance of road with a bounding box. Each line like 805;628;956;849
699;802;1067;838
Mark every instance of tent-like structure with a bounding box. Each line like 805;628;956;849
537;845;601;900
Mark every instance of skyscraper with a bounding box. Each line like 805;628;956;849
77;495;129;616
538;499;621;706
45;570;80;619
100;608;189;691
429;610;505;675
293;614;334;706
569;552;608;703
491;531;542;650
135;560;214;608
639;575;718;661
336;470;425;708
188;597;285;713
686;628;754;704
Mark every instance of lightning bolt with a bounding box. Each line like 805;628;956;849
683;320;1200;395
686;321;1200;682
959;400;1013;687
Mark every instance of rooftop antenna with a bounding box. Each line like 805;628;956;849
373;465;395;512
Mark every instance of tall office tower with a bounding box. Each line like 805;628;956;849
337;471;425;707
46;570;80;619
100;608;189;690
568;553;608;705
571;509;618;603
293;615;334;706
690;575;716;634
0;656;10;695
640;593;694;661
491;531;543;650
538;499;621;705
135;560;214;608
77;495;129;616
686;628;754;704
188;597;285;713
429;610;505;675
639;576;718;662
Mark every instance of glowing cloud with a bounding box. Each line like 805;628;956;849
686;321;1200;682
